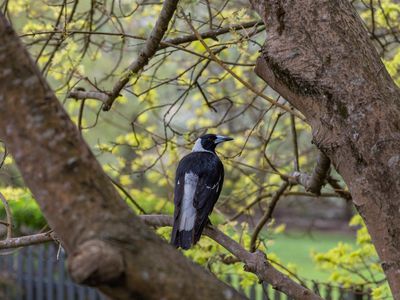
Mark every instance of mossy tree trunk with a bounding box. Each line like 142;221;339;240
251;0;400;297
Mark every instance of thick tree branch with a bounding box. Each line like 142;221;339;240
102;0;179;111
293;151;331;195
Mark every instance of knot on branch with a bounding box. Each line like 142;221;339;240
244;250;267;273
68;240;124;286
292;151;331;195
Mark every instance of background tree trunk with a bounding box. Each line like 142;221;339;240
0;13;246;300
250;0;400;298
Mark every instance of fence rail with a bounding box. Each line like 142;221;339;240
0;243;371;300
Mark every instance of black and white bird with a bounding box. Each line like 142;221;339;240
170;134;233;250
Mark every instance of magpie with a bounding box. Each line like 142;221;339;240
170;133;233;250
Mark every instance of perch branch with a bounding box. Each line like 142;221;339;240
140;214;322;300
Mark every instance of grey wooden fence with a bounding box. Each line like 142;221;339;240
0;244;372;300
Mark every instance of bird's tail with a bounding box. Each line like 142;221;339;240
171;223;194;250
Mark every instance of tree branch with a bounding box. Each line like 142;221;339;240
102;0;180;111
140;214;323;300
293;151;330;195
67;90;108;102
0;231;55;249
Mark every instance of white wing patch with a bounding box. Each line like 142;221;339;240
179;172;198;231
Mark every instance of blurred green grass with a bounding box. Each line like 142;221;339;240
266;230;356;281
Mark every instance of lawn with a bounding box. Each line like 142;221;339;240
266;230;356;282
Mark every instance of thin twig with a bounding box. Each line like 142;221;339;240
0;192;12;239
109;177;147;214
181;11;306;122
327;176;352;201
250;181;289;252
290;114;300;172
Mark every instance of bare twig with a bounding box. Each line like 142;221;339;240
160;20;263;50
293;151;330;195
229;192;272;222
67;21;263;103
140;214;322;300
327;176;352;201
0;192;12;239
250;181;289;252
181;11;307;122
290;114;299;172
109;177;147;214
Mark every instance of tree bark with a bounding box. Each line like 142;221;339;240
250;0;400;298
0;13;246;300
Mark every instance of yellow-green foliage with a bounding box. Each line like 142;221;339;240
312;215;390;299
0;187;46;230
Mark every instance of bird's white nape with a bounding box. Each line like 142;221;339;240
179;172;198;231
192;138;213;153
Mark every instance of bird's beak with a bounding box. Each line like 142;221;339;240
215;135;234;144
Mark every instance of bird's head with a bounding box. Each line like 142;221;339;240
192;134;234;153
